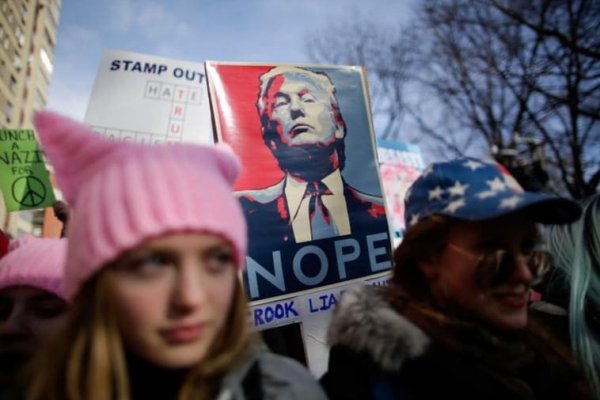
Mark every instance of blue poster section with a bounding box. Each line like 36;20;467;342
243;217;391;301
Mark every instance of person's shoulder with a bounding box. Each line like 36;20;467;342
221;343;327;400
343;183;387;217
346;187;383;204
256;352;328;400
328;285;431;373
255;351;312;377
236;179;285;205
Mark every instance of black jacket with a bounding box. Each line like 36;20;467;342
320;286;591;400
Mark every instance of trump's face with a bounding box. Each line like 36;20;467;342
265;73;344;146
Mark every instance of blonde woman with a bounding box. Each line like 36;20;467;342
27;111;326;400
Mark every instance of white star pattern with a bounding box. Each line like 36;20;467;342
443;198;466;213
476;190;498;199
421;165;434;177
464;160;484;171
487;177;506;192
499;195;522;210
409;213;420;226
428;186;444;200
448;181;469;197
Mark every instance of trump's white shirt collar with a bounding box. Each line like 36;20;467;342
285;169;351;243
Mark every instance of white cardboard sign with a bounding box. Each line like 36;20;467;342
84;49;213;145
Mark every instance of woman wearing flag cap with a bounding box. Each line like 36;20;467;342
26;111;326;400
321;157;591;399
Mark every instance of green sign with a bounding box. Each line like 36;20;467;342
0;129;55;211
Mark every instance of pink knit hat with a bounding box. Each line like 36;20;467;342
33;111;247;299
0;235;68;300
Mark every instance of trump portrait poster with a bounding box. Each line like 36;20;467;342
206;62;391;304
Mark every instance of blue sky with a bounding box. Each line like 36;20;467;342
48;0;414;120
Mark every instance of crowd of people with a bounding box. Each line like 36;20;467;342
0;79;598;398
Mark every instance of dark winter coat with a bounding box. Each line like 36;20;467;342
320;285;591;400
127;342;327;400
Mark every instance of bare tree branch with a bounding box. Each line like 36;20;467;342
305;0;600;197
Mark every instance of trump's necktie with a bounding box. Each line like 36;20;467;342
305;181;338;240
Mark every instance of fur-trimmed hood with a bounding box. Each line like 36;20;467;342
324;286;593;400
327;285;430;373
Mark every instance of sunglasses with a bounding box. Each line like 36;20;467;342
447;243;552;287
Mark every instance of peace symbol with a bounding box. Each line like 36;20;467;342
11;176;47;207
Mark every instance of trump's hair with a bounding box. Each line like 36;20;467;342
256;66;346;138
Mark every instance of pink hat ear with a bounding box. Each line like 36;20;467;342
33;111;120;205
213;142;241;186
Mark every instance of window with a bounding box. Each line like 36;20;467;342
9;76;16;94
37;67;50;90
15;27;24;47
4;101;13;123
40;48;53;75
12;55;21;71
44;28;54;47
47;4;59;31
35;89;46;109
20;2;27;21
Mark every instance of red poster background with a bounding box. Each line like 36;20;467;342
207;64;286;191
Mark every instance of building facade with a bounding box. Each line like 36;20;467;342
0;0;62;237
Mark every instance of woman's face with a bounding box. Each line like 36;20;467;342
419;214;540;331
0;287;67;384
109;233;237;369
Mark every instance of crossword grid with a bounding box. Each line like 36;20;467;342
91;80;204;144
90;125;172;144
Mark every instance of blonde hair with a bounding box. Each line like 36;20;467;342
26;268;251;400
179;274;251;399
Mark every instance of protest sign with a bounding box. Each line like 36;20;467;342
85;49;213;144
377;139;425;246
248;272;391;330
0;129;55;211
207;62;392;304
